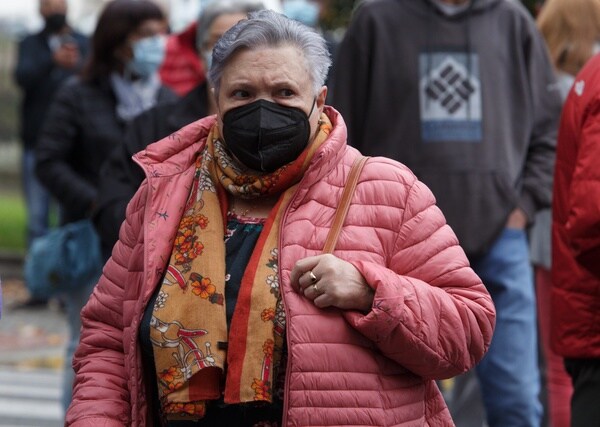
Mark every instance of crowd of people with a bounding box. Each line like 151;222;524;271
10;0;600;426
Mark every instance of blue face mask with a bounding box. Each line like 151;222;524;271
283;0;320;28
202;51;212;71
127;34;166;79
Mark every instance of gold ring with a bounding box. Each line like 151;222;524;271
313;283;319;293
309;270;317;284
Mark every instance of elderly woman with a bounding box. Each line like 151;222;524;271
66;10;495;427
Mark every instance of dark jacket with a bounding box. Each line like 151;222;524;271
332;0;562;256
14;28;89;150
94;82;208;255
35;76;177;225
551;54;600;359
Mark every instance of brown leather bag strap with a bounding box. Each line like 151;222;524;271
323;155;369;254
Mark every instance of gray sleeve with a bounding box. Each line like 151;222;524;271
519;20;563;221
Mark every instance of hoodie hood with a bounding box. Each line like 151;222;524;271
424;0;501;17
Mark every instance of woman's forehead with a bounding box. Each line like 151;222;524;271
223;45;309;81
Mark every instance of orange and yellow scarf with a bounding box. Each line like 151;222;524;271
149;115;332;420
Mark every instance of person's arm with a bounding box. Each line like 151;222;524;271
518;20;563;222
564;103;600;277
13;36;55;91
66;183;148;426
35;81;97;214
94;116;149;251
342;170;495;380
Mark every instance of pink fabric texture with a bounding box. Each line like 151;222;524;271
66;108;495;426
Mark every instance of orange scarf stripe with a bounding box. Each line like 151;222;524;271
224;192;294;403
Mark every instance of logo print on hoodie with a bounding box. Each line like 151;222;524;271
419;52;482;142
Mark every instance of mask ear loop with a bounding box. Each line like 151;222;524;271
307;96;317;118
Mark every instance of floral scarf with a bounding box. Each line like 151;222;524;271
150;114;332;420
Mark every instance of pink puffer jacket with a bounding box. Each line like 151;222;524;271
66;107;495;426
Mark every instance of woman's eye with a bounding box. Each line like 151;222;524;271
232;90;249;98
279;89;294;97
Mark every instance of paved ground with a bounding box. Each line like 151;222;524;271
0;278;67;426
0;279;67;369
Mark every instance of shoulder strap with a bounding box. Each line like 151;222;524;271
323;155;369;254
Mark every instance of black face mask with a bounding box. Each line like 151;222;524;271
222;99;316;173
45;13;67;33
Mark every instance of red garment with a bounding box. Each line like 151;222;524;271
159;23;205;96
552;53;600;359
66;108;495;426
535;267;572;427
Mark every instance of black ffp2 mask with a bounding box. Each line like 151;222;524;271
45;13;67;33
222;99;315;173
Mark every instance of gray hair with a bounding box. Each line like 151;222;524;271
208;9;331;95
196;0;265;52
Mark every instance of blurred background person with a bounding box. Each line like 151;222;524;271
551;52;600;427
13;0;88;308
94;0;265;260
34;0;177;413
158;19;205;96
531;0;600;425
331;0;562;425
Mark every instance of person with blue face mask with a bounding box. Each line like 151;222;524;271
112;10;171;120
34;0;178;414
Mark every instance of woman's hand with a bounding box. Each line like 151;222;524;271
290;254;374;313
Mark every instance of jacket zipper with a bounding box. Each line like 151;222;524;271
279;151;325;426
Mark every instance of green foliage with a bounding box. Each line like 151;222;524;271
0;194;26;253
0;33;19;143
321;0;359;31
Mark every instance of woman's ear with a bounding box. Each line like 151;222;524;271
210;86;220;113
317;85;328;113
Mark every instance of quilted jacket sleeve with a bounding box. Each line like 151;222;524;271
564;101;600;277
35;80;98;215
65;182;148;426
344;172;496;380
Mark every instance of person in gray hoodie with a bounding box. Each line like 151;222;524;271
332;0;562;425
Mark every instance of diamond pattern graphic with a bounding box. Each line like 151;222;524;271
424;59;475;115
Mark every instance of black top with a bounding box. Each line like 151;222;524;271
140;215;285;426
35;76;177;225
